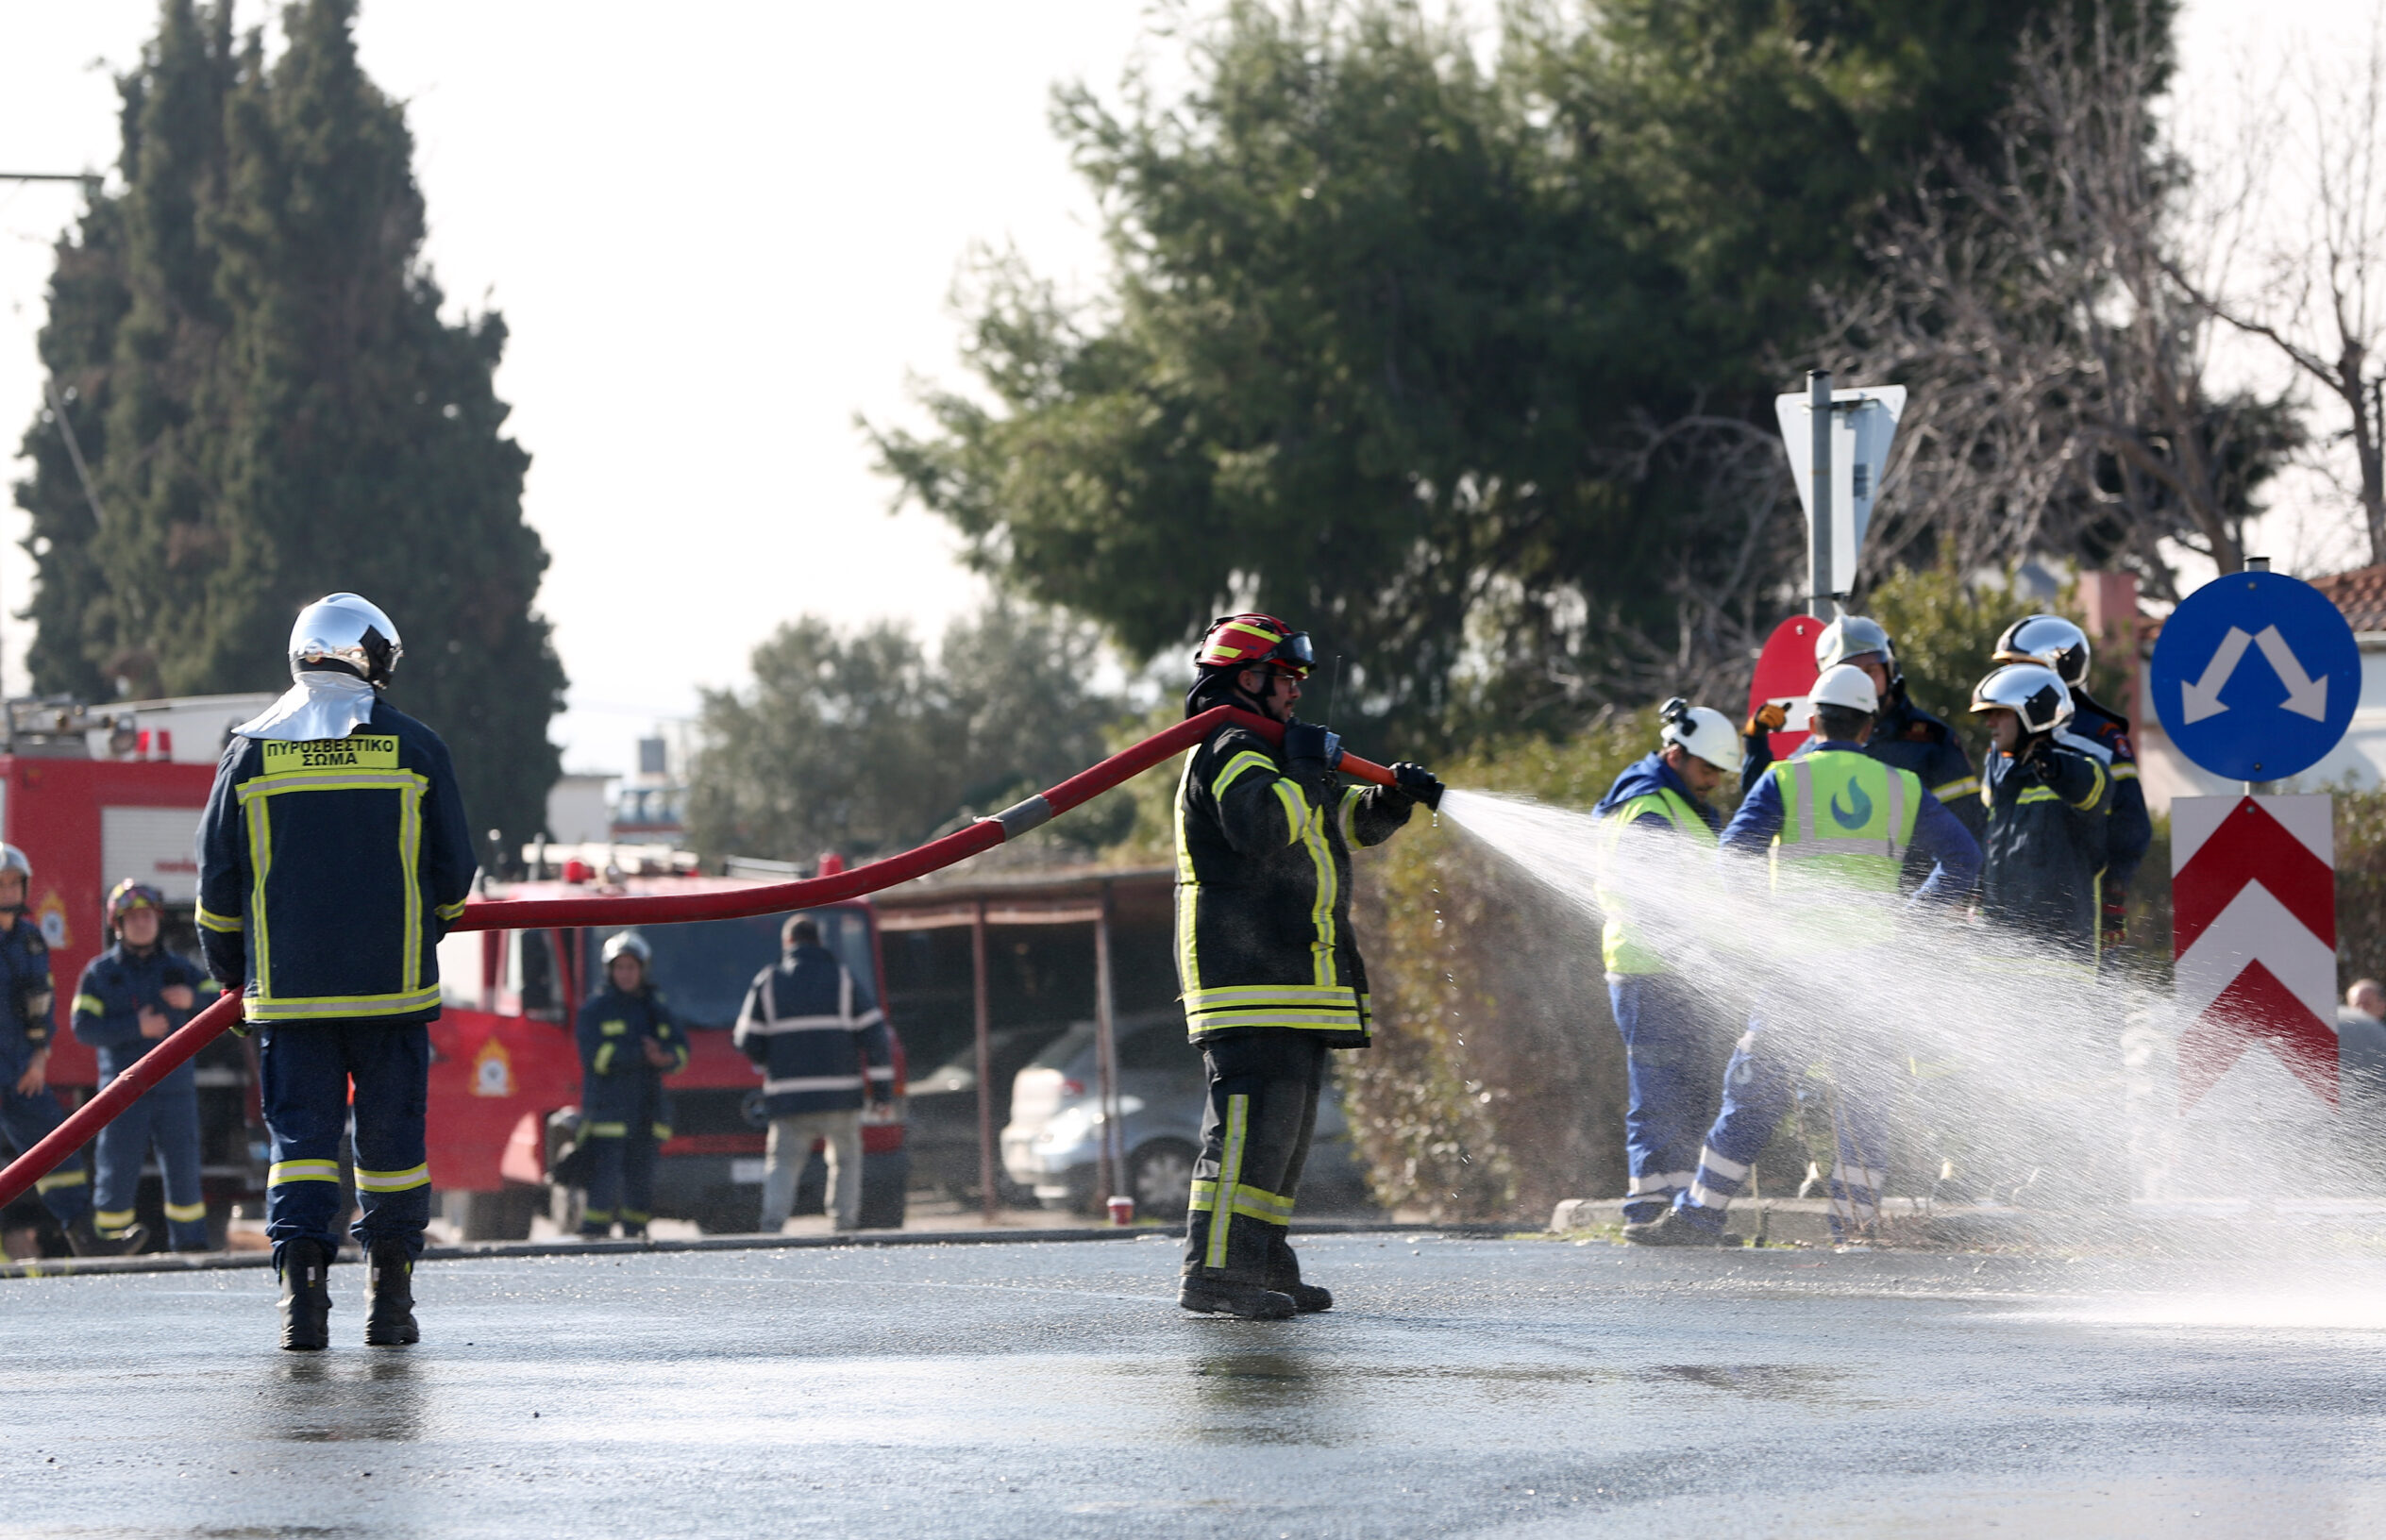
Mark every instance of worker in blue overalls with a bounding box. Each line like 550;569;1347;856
72;879;218;1253
574;930;686;1240
198;594;477;1350
0;844;109;1254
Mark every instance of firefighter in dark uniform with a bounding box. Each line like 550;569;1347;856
197;594;477;1351
0;844;109;1253
1969;663;2110;954
1992;615;2151;957
1744;615;1987;850
1174;613;1443;1319
574;930;686;1239
72;879;218;1252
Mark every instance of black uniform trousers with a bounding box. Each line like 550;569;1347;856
1182;1031;1326;1285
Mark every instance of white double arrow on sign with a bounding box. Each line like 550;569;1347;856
2179;625;2330;724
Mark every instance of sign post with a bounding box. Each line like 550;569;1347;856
1774;381;1906;618
2152;569;2359;1125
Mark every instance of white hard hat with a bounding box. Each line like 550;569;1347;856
1970;662;2074;735
290;593;403;685
601;930;652;967
1808;663;1880;718
1658;696;1739;773
1814;614;1897;678
1993;614;2091;688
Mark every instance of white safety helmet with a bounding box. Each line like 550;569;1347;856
1657;696;1739;773
289;593;403;685
1992;613;2092;688
601;930;652;968
0;845;28;890
1814;614;1899;682
1808;662;1881;720
1970;662;2074;736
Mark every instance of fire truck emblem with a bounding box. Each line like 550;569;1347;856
34;892;67;949
470;1035;514;1098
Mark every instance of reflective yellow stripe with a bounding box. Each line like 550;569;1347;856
35;1169;87;1193
354;1163;428;1193
2018;786;2060;804
585;1121;628;1138
1205;1095;1249;1270
246;795;273;999
1270;778;1308;845
1933;776;1980;802
269;1160;341;1185
1211;750;1277;803
593;1042;616;1075
599;1019;628;1036
435;897;467;922
195;904;244;934
651;1123;672;1142
94;1209;138;1230
72;994;105;1018
1185;984;1360;1009
1174;755;1201;996
398;764;423;995
1189;1009;1366;1033
581;1207;613;1223
1340;783;1364;844
243;986;442;1023
2073;759;2109;812
163;1200;207;1224
620;1210;649;1225
2111;763;2140;781
1191;1180;1295;1224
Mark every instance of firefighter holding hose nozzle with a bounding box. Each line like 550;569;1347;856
197;594;478;1351
1174;613;1442;1319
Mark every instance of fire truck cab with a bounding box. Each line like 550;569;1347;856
432;849;910;1239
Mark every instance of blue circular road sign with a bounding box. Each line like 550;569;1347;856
2149;570;2360;781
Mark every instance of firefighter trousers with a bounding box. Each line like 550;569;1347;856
258;1020;430;1272
581;1076;667;1232
1182;1032;1324;1286
93;1060;207;1247
1608;973;1722;1223
1;1083;89;1229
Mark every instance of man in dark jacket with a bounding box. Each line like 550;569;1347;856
197;594;477;1350
1992;615;2151;955
1969;663;2109;955
734;915;892;1231
1173;612;1442;1318
1591;699;1739;1227
574;930;686;1239
0;844;104;1253
73;880;217;1253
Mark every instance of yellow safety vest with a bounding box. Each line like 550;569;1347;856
1767;750;1922;946
1596;786;1717;976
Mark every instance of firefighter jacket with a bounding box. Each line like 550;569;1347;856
1591;752;1722;976
1174;719;1414;1048
1722;743;1981;946
732;944;894;1118
70;943;215;1080
1744;689;1985;845
1976;743;2109;952
195;699;477;1026
0;915;56;1080
575;983;685;1138
2061;691;2152;902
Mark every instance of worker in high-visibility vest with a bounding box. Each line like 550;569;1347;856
1591;698;1740;1228
1628;663;1979;1247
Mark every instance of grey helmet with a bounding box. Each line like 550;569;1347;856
1993;613;2092;688
1813;614;1898;683
289;593;403;685
1970;662;2075;737
601;930;652;967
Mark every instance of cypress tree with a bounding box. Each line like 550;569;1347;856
12;0;563;847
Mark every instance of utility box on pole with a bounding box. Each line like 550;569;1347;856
1775;382;1906;617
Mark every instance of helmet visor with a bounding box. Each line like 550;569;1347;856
1260;630;1316;678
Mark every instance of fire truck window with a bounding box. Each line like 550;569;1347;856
512;929;560;1018
583;907;876;1032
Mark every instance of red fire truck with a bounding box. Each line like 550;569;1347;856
431;854;911;1240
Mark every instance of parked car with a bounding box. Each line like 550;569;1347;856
1000;1010;1373;1218
906;1022;1071;1204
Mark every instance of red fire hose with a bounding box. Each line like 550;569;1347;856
0;705;1403;1212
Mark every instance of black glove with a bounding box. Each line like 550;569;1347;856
200;930;245;996
1280;720;1342;781
2021;745;2060;785
1390;762;1444;811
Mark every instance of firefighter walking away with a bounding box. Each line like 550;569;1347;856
1174;613;1442;1319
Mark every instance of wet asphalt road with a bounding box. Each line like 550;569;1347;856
6;1230;2386;1539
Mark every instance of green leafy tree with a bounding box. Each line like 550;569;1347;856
685;601;1129;863
13;0;563;845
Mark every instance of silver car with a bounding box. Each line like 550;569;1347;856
1000;1009;1372;1218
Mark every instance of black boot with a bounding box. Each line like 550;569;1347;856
1178;1273;1296;1319
364;1241;419;1347
1264;1236;1332;1312
65;1218;147;1258
278;1240;332;1351
1621;1210;1740;1247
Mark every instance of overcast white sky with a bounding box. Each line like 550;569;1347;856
0;0;2378;772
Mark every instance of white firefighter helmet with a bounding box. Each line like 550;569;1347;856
602;930;652;968
289;593;403;685
1808;662;1881;720
1993;613;2092;688
0;845;28;895
1657;696;1739;773
1814;614;1898;680
1970;662;2074;736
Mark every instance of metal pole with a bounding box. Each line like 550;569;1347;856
971;899;997;1224
1808;368;1834;618
1094;881;1120;1208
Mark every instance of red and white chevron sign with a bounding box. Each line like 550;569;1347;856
2172;795;2337;1110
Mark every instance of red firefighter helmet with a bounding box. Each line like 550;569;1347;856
107;879;165;930
1193;612;1314;678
